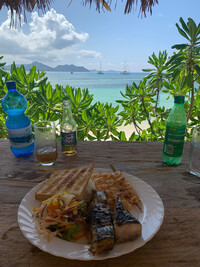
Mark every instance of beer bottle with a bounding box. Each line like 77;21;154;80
162;95;187;166
60;100;77;155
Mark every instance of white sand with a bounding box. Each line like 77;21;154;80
88;122;149;140
118;122;148;139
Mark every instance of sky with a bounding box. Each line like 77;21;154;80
0;0;200;72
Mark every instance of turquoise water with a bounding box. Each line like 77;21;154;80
46;72;174;110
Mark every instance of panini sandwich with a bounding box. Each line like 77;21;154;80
35;164;94;201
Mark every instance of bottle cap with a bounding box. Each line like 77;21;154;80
174;95;185;104
63;100;70;105
6;81;16;90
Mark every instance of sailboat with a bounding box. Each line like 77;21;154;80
120;61;130;75
97;61;104;74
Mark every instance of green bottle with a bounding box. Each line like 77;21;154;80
162;95;187;166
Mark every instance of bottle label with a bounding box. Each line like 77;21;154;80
7;125;34;148
61;131;77;146
163;126;186;157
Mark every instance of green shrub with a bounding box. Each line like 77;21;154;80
0;17;200;141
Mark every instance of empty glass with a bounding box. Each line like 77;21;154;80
187;127;200;177
34;121;57;166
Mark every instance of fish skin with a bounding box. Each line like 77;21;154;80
89;191;115;255
113;196;142;243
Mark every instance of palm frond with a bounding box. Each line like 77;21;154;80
0;0;159;26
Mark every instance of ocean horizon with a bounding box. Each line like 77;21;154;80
46;72;174;111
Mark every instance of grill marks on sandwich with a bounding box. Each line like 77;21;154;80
68;167;88;189
35;164;94;200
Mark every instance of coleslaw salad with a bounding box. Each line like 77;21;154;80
33;193;87;242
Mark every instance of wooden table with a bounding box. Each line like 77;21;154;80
0;140;200;267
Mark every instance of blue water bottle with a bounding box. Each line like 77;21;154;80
1;81;34;157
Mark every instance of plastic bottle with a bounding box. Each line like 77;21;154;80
1;81;34;157
60;100;77;155
162;95;187;166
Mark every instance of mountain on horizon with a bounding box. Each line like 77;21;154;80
28;61;53;71
4;61;90;72
54;64;89;72
4;61;124;73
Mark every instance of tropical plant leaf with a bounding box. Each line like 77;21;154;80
28;65;36;83
188;18;197;40
142;68;154;72
46;83;52;100
176;23;190;40
171;44;188;50
179;17;189;34
118;131;127;141
195;64;200;76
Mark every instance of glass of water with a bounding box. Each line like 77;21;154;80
187;127;200;177
34;121;57;166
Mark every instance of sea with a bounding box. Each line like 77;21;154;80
46;72;174;112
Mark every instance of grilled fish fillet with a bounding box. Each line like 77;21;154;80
113;196;142;243
89;191;114;255
35;164;94;201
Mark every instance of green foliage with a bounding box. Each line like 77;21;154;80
142;50;169;116
0;17;200;142
165;17;200;132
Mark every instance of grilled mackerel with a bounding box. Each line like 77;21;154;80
113;197;142;243
89;191;114;255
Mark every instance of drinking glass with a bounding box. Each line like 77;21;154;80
187;127;200;177
34;121;57;166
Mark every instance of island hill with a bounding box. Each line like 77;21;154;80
5;61;90;72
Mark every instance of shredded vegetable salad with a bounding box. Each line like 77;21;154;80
33;193;87;242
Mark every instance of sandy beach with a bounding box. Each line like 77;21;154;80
87;123;148;140
118;122;148;139
117;125;135;139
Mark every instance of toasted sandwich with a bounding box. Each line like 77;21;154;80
35;164;94;201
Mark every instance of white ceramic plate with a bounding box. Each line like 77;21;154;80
17;168;164;260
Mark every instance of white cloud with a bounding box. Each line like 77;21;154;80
0;9;89;64
78;50;101;59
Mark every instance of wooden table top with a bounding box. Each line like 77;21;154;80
0;139;200;267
